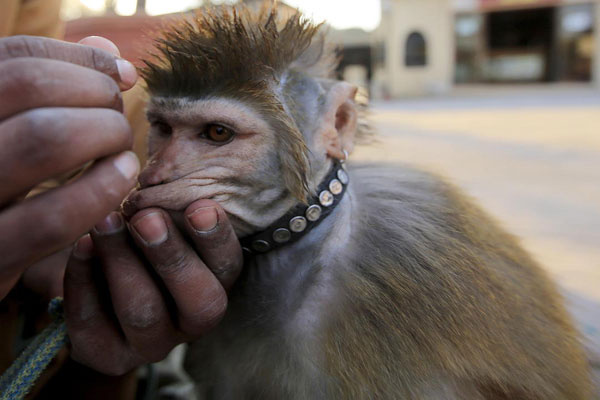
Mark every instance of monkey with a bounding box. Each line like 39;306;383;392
123;4;593;399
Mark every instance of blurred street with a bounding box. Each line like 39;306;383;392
355;84;600;370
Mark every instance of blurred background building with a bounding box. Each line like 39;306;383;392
454;1;596;83
61;0;599;98
371;0;598;96
370;0;455;97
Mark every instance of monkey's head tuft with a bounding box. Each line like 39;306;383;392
142;3;339;97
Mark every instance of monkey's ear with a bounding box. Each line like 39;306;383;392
320;82;358;160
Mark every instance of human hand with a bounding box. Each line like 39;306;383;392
64;200;243;375
0;35;140;299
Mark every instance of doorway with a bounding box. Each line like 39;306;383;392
485;7;555;82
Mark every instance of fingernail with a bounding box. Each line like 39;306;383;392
94;212;123;234
114;151;140;180
131;212;168;246
78;36;121;56
187;207;218;232
116;59;138;87
73;234;94;260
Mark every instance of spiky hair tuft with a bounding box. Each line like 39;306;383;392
142;4;339;98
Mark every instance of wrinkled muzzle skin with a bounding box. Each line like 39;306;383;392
122;97;301;238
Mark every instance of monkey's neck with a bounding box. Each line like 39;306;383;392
243;183;354;286
240;160;348;254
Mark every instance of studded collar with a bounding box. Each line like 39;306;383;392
240;160;349;255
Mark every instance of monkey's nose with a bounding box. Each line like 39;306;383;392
138;168;166;188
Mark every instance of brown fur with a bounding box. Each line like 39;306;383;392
323;166;591;399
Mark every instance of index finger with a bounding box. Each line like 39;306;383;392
0;35;137;90
128;208;228;336
0;151;139;298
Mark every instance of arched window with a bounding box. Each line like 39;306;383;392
405;31;427;67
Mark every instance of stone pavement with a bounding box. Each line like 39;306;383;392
354;84;600;392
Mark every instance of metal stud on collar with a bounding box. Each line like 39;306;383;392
252;240;271;253
273;228;291;243
289;216;308;233
319;190;334;207
329;179;343;195
337;169;349;185
306;205;322;222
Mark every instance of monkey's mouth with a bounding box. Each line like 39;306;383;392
121;178;233;217
122;184;197;217
122;183;253;238
121;188;155;217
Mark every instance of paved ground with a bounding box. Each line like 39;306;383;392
353;84;600;388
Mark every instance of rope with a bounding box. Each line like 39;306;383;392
0;297;68;400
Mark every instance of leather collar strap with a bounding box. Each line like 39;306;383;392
240;160;349;255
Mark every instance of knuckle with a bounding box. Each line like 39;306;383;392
212;254;243;279
20;108;48;132
156;252;194;275
0;36;36;59
119;300;163;331
1;59;45;98
89;46;118;77
36;209;75;247
89;46;103;71
12;109;71;169
19;108;65;146
183;285;227;335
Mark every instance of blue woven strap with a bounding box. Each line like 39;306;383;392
0;297;68;400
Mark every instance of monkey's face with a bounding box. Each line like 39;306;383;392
123;96;298;236
124;79;359;237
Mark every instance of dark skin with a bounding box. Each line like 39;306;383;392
66;203;242;375
0;35;243;377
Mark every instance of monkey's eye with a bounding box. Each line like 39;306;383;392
205;124;235;143
151;120;172;137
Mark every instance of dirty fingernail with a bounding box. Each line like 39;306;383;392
73;234;94;260
116;59;138;88
132;212;168;246
187;207;218;233
94;212;123;234
114;151;140;180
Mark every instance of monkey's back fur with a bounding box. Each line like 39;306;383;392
185;163;591;400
